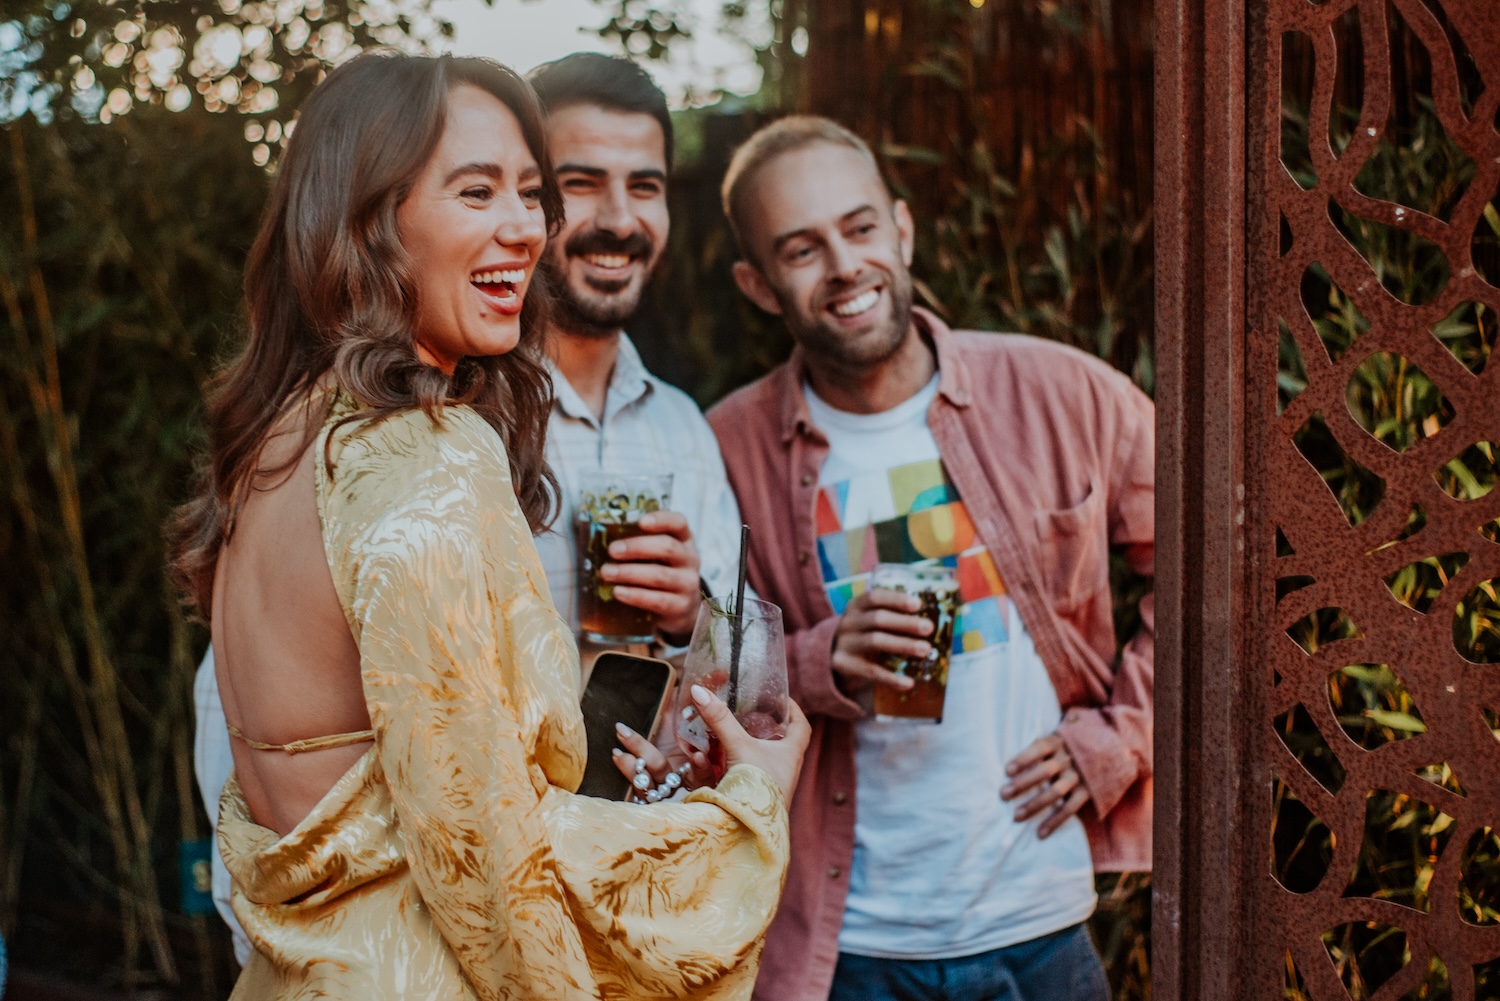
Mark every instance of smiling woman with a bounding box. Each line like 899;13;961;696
164;51;809;1000
396;83;548;371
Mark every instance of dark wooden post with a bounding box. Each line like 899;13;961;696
1153;0;1259;993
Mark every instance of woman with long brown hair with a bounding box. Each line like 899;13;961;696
169;52;808;1000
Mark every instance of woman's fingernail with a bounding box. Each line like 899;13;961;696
608;541;626;557
691;684;712;706
615;722;635;738
612;748;624;757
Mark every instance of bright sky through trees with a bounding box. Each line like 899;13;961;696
433;0;765;107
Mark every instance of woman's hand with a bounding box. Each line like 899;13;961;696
611;722;707;799
688;685;811;803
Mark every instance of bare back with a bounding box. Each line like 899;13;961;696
211;407;371;837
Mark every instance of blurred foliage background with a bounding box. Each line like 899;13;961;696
0;0;1483;995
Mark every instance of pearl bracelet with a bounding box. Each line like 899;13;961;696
631;759;691;803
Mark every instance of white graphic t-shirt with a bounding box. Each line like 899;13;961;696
805;376;1097;960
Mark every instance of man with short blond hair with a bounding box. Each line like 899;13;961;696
708;115;1155;1001
720;115;876;244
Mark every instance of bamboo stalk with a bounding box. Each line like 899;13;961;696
169;597;222;997
0;673;43;939
6;123;178;985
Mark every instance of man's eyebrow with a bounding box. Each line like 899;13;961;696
771;227;816;254
629;168;668;184
770;204;878;253
554;163;607;178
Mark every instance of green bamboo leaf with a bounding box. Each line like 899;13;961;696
1443;458;1484;498
1389;809;1419;831
1363;709;1426;733
880;143;946;167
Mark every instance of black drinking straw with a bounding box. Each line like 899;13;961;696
727;524;750;712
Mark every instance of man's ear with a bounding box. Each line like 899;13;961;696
732;259;783;316
893;199;915;268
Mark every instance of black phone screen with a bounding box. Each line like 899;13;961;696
577;653;674;801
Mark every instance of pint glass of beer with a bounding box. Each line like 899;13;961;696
869;563;959;723
576;471;674;644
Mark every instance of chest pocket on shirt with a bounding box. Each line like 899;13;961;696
1032;483;1108;617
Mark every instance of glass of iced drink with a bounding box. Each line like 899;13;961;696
576;471;674;644
675;597;789;783
869;563;959;723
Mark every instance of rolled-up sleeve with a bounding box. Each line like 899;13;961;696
1058;383;1154;819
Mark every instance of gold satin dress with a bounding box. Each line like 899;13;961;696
217;399;790;1001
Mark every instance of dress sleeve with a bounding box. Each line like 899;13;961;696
320;408;790;1001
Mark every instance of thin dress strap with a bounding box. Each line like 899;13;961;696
226;722;374;755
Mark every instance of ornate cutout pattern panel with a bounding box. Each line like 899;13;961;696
1261;1;1500;998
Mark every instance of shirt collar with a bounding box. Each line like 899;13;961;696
549;331;655;425
777;305;971;443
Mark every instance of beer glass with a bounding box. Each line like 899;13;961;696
576;471;673;644
869;563;959;723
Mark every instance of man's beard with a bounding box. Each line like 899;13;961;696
548;227;656;339
780;270;916;370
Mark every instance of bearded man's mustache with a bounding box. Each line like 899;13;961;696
563;228;655;261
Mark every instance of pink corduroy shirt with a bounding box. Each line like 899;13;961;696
706;308;1155;1001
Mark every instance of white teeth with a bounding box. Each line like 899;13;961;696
833;289;879;317
585;254;630;269
472;268;526;285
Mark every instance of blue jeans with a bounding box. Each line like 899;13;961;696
829;923;1110;1001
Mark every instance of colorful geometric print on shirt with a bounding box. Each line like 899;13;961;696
815;456;1010;655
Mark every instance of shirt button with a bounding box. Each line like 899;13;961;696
801;473;814;486
832;791;848;805
798;551;810;566
828;866;842;879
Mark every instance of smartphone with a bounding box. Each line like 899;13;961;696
576;652;676;801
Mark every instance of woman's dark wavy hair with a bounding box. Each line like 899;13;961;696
169;52;563;619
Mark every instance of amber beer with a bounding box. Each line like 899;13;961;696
869;564;960;723
576;472;673;644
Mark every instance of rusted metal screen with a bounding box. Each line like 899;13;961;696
1158;0;1500;998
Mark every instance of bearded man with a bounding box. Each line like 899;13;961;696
708;116;1155;1001
526;53;747;655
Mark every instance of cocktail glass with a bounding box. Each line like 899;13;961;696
675;597;789;783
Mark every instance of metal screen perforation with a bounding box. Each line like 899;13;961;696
1261;1;1500;998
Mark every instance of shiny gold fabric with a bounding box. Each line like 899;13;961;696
218;400;790;1001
